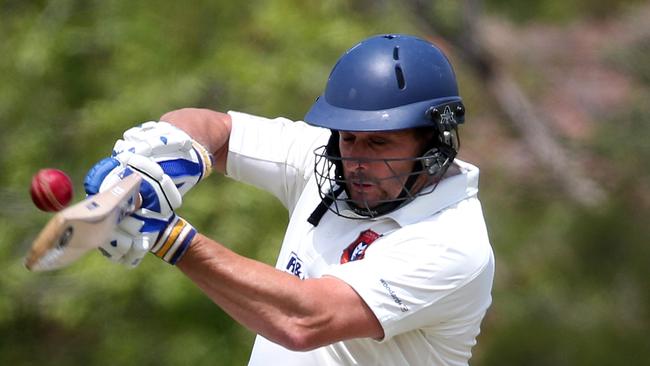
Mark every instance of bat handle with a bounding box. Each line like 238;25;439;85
134;193;143;211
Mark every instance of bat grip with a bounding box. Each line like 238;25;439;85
134;194;143;211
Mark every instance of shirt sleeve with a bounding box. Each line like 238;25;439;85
324;218;494;341
225;111;331;211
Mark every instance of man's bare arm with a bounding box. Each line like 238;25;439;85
160;108;383;348
177;234;384;351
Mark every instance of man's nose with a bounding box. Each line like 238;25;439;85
343;157;367;171
346;140;372;159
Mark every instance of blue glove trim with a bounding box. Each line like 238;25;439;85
158;158;202;178
138;178;162;212
127;165;174;213
84;157;120;195
193;146;206;181
132;213;171;233
121;167;135;178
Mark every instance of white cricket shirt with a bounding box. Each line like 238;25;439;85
226;111;494;366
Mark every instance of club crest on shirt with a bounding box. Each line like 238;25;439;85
340;229;381;264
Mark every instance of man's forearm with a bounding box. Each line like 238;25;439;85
176;234;325;350
176;234;383;351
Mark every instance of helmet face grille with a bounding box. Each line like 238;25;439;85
312;145;449;219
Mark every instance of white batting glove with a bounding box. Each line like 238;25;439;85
84;153;186;266
111;121;213;196
84;121;212;267
115;210;197;266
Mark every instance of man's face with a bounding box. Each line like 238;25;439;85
338;129;429;209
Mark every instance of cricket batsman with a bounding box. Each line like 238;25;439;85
85;34;495;365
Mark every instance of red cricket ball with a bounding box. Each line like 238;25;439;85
30;168;74;212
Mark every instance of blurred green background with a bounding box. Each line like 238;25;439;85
1;0;649;365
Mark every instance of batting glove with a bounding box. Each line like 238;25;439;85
84;153;195;266
84;121;212;267
111;121;214;196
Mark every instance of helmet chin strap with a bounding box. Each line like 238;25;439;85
308;132;345;226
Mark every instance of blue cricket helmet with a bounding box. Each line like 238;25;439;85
304;34;464;131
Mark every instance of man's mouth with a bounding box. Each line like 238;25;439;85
349;176;376;191
351;182;374;190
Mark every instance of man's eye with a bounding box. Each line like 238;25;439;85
370;138;387;145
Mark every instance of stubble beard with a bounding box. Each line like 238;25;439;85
345;171;398;209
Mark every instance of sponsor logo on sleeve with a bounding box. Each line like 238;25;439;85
380;279;409;313
285;251;305;279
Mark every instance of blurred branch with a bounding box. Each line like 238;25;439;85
403;0;606;206
482;66;606;206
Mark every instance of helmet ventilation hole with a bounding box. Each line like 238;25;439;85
393;46;400;60
395;65;406;90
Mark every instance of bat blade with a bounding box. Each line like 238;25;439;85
25;173;142;271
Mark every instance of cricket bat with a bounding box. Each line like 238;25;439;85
25;173;142;271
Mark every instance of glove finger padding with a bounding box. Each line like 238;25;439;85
97;229;135;263
115;212;174;267
84;121;211;268
155;140;213;196
85;155;182;268
112;121;213;197
122;234;152;267
84;157;121;196
116;152;182;211
85;154;183;214
116;121;196;161
122;121;189;143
